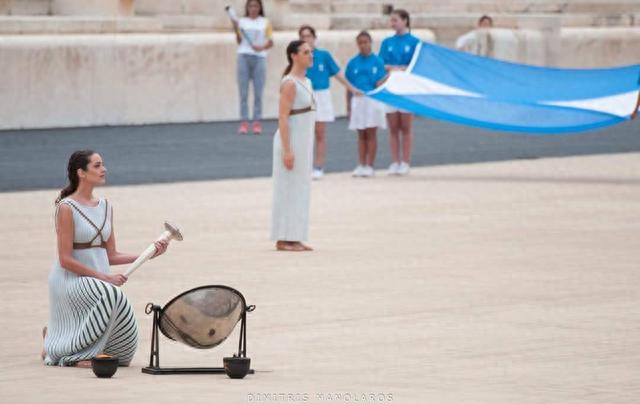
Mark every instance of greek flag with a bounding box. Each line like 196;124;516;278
368;41;640;134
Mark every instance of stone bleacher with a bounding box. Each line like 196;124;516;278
2;0;639;38
287;0;640;44
1;0;638;129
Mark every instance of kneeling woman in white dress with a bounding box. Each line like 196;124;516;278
43;150;169;367
271;40;315;252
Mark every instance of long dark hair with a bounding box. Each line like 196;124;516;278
282;40;306;77
392;9;411;31
245;0;265;17
55;150;95;204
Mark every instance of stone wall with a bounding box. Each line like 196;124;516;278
0;30;435;130
1;1;639;130
1;27;638;130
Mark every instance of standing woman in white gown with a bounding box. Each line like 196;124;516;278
43;150;169;367
271;40;316;252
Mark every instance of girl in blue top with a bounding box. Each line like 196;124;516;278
345;31;388;178
379;9;420;176
299;25;361;180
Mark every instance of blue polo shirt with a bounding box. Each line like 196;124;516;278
379;32;420;67
306;48;340;91
345;53;386;92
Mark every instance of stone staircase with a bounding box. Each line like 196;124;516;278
287;0;640;43
2;0;639;39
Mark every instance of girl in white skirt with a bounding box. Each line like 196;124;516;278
345;31;388;178
380;9;420;175
299;25;362;180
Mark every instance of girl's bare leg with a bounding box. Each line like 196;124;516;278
366;128;378;166
399;112;414;163
387;112;401;163
357;130;367;166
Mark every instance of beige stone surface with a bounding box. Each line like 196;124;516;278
2;25;639;130
0;153;639;403
0;30;436;130
52;0;134;17
0;16;162;34
464;27;640;67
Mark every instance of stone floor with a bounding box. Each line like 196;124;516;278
0;153;638;403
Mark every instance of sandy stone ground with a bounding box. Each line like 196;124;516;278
1;153;639;404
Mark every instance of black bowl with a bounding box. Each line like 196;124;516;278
223;356;251;379
91;356;119;378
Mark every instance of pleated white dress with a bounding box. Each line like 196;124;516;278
271;75;316;242
44;198;138;366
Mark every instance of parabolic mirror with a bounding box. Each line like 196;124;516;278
158;286;245;349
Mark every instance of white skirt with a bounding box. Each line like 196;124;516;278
314;89;335;122
349;96;387;131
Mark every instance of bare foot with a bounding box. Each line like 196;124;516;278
72;360;93;368
41;325;47;361
276;241;305;252
299;243;313;251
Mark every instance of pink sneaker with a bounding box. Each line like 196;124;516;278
252;121;262;135
238;121;249;134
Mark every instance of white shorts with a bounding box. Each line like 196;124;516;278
349;96;387;131
314;89;335;122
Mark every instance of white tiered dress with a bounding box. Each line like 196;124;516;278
44;198;138;366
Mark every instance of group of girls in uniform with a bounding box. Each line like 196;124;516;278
232;1;420;178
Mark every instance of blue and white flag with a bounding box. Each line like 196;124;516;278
368;41;640;134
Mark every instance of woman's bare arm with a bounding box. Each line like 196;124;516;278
632;91;640;119
334;72;363;95
376;73;390;87
279;80;296;170
232;21;242;45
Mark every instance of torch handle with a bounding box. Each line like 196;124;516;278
124;230;171;277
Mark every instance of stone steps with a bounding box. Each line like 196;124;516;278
0;0;51;15
2;0;639;33
0;16;162;34
329;12;640;30
308;0;640;15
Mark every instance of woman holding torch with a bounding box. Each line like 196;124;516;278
42;150;169;367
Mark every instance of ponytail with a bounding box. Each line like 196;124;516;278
55;150;95;204
282;40;306;77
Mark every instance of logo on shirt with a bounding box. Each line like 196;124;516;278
372;66;378;74
354;68;358;74
404;45;411;53
387;46;393;52
318;64;324;72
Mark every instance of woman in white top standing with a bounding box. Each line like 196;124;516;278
271;40;315;252
231;0;273;135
